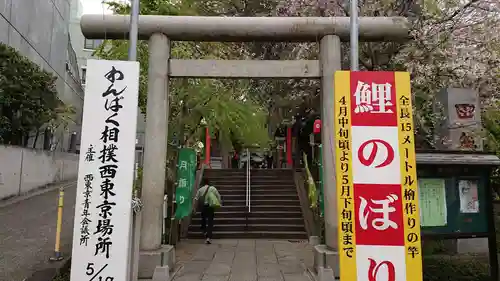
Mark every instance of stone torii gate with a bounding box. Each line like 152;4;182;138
80;15;410;279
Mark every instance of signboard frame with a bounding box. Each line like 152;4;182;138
416;165;491;239
414;161;499;281
70;59;140;281
334;71;422;281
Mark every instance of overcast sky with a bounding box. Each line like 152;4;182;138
82;0;112;14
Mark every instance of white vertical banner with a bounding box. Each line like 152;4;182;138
70;59;139;281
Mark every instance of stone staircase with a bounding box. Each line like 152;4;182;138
188;169;307;239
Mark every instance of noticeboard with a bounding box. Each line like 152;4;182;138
417;166;489;237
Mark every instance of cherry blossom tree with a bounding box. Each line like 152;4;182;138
276;0;500;148
199;0;500;149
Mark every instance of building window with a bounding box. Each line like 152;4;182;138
84;39;102;50
81;67;87;85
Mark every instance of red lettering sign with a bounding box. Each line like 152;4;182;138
354;184;404;246
368;258;396;281
350;72;397;127
358;139;395;168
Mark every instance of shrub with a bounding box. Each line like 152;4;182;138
423;255;489;281
0;42;60;146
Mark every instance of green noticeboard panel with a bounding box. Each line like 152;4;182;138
417;173;489;236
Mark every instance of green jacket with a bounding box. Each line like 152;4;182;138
195;185;222;205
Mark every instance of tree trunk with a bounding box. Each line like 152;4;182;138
221;144;230;168
22;132;29;147
43;127;51;150
179;99;188;147
32;129;40;149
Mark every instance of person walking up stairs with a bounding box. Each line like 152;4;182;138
194;178;222;244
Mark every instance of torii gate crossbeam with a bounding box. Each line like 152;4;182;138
81;15;409;42
80;14;410;280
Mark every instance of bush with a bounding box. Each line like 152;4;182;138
0;42;64;146
423;255;489;281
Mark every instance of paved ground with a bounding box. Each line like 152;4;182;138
172;239;314;281
0;182;76;281
0;182;314;281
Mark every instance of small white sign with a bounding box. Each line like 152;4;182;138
70;59;139;281
459;179;480;213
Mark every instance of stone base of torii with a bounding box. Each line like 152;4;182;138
80;14;410;280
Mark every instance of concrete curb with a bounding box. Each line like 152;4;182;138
0;180;76;208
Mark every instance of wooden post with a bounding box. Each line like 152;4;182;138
204;127;211;165
286;127;293;167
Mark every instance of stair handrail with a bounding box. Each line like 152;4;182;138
245;148;251;212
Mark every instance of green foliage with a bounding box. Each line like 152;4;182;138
494;203;500;250
484;104;500;154
422;240;450;255
423;255;489;281
172;79;269;148
421;240;490;281
133;166;143;196
98;0;269;150
303;152;318;209
0;43;65;146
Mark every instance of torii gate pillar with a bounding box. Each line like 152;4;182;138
81;15;410;279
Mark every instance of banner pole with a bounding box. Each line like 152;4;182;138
350;0;359;71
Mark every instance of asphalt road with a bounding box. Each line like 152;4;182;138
0;183;76;281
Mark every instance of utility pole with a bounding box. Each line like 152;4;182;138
128;0;140;61
128;0;140;181
350;0;359;70
128;1;141;281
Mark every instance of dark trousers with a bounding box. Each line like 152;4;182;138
200;204;215;239
231;158;238;168
266;158;273;169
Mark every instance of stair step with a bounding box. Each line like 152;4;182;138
208;177;294;181
191;217;304;224
220;194;299;200
205;211;303;218
211;179;294;183
222;199;300;206
208;174;293;178
188;224;305;232
218;189;298;195
204;169;246;174
208;178;294;182
187;230;307;239
209;174;293;178
210;205;301;212
214;184;296;190
205;168;292;173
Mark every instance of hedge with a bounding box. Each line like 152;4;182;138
423;255;490;281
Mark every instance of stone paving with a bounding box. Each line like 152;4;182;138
173;239;314;281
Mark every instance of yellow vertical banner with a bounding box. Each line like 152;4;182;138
395;72;423;281
334;71;357;281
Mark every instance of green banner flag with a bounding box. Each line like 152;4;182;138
318;144;324;217
175;148;197;219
